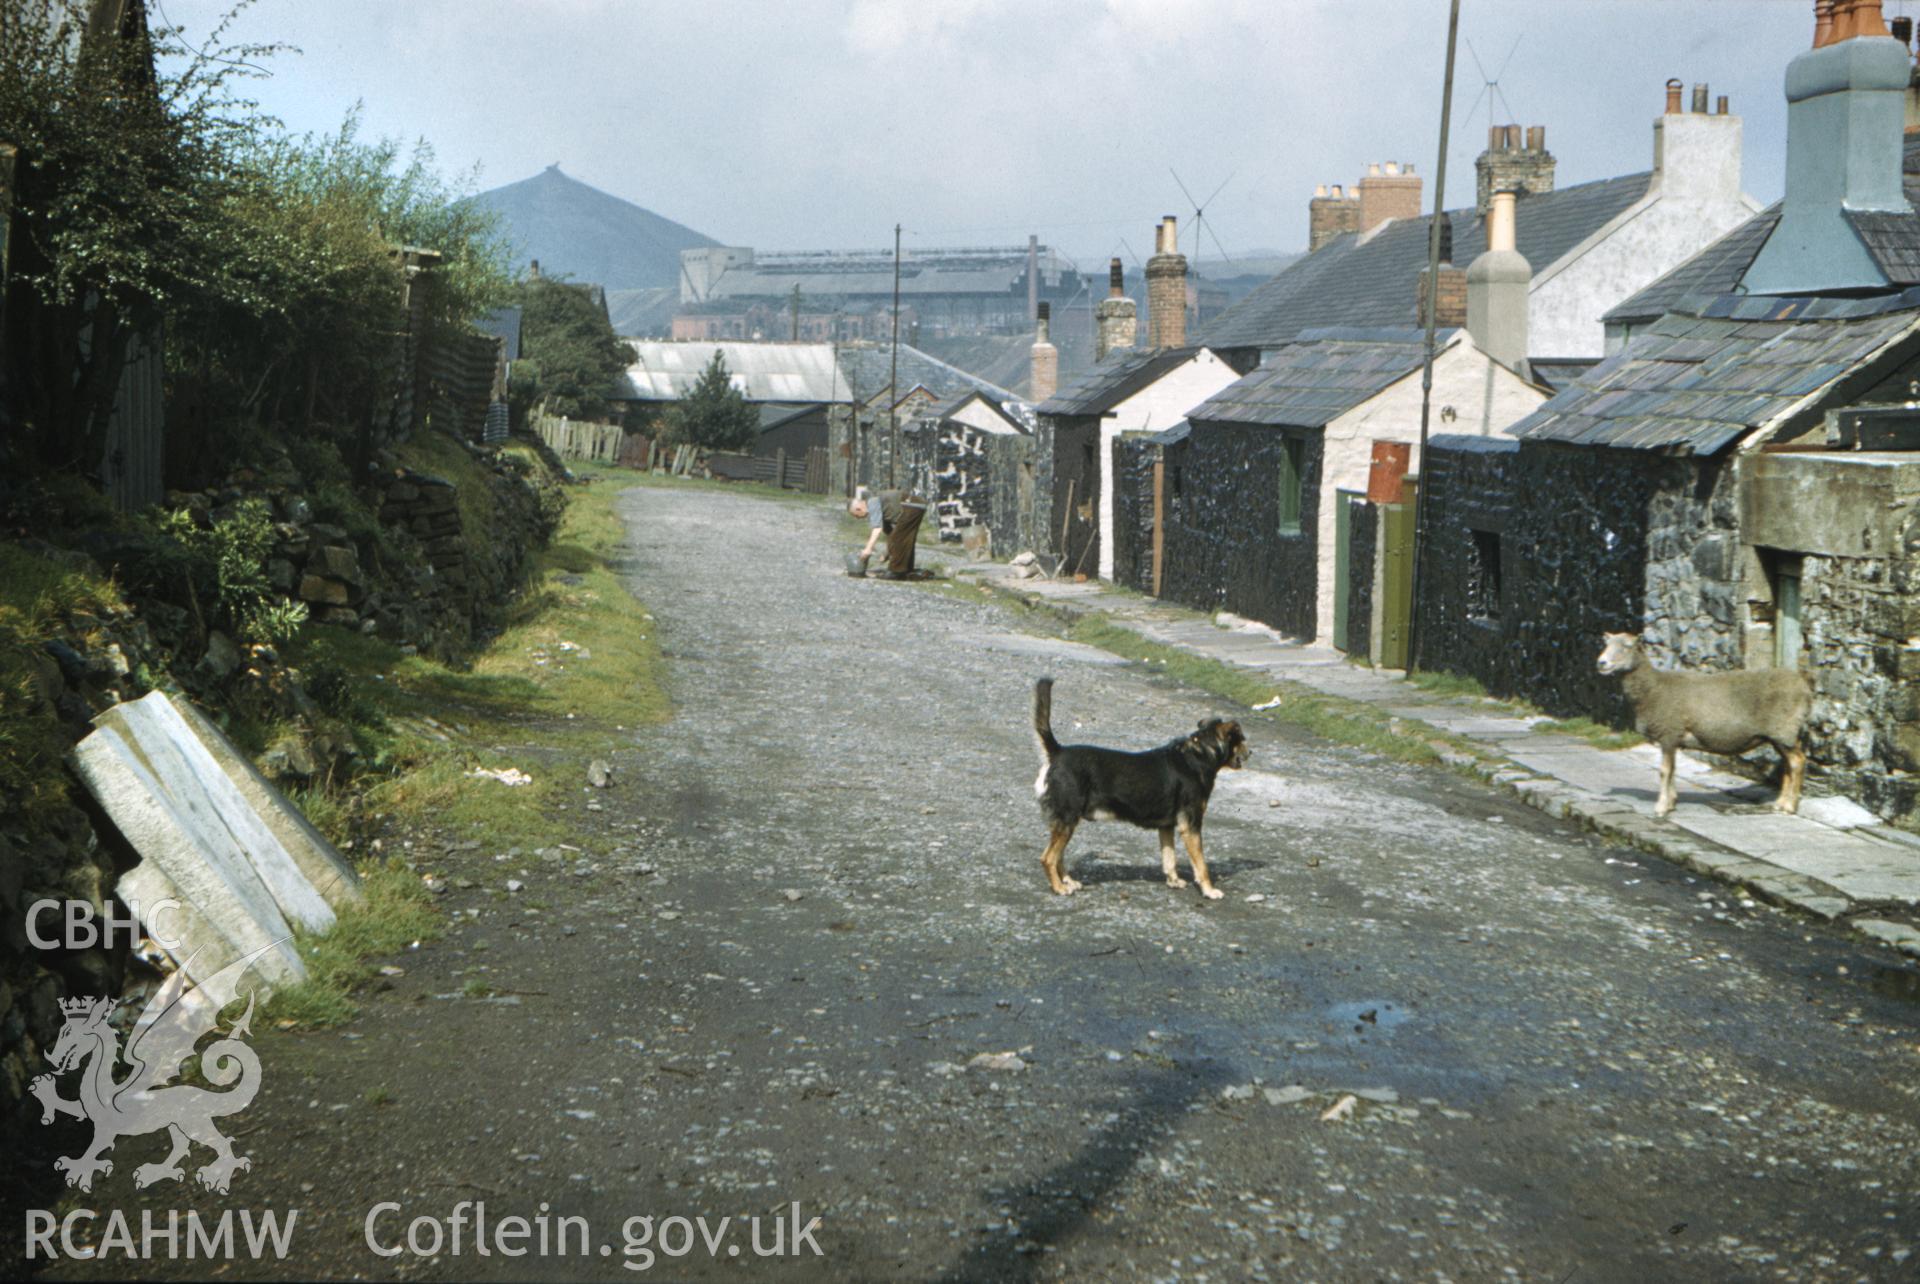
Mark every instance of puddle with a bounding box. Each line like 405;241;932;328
1867;965;1920;1004
1329;1000;1411;1030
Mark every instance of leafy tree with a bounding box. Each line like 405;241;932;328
659;351;757;451
509;276;629;422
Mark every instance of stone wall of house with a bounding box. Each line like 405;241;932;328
1110;436;1158;593
1347;496;1378;658
1418;435;1742;723
1157;424;1320;638
1798;547;1920;816
903;418;996;543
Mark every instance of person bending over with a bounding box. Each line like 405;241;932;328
848;486;926;579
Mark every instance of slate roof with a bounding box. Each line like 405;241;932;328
1607;137;1920;327
927;388;1030;432
1201;173;1654;351
1036;347;1208;418
1530;358;1602;392
834;343;1016;405
1514;288;1920;455
1187;328;1450;428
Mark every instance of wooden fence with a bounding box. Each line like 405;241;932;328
705;448;830;493
534;411;626;463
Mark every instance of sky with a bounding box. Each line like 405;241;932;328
155;0;1885;271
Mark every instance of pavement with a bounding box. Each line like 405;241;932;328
953;559;1920;960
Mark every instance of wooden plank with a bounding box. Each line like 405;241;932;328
1379;501;1414;670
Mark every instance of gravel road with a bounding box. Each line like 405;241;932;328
32;483;1920;1283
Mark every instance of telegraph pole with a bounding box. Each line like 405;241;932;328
1408;0;1460;674
888;222;902;486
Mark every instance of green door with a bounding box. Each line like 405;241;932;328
1333;489;1360;652
1380;500;1415;670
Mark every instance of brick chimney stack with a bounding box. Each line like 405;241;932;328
1466;190;1531;379
1094;257;1138;362
1308;183;1361;251
1145;216;1188;348
1356;161;1422;234
1030;301;1059;402
1474;125;1556;215
1416;214;1468;328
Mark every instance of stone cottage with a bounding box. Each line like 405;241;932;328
1417;0;1920;817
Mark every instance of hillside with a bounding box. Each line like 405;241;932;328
472;166;719;291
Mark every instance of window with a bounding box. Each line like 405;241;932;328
1277;435;1305;535
1467;529;1503;623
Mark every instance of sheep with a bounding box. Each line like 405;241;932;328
1595;632;1813;818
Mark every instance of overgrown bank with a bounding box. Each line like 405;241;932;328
0;435;674;1164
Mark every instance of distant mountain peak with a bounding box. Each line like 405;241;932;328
472;168;719;292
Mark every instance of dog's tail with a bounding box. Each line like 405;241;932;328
1033;676;1060;760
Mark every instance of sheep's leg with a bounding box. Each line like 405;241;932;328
1777;744;1807;815
1655;744;1678;818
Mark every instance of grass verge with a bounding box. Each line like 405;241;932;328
1060;616;1461;767
269;460;670;1023
1534;716;1643;751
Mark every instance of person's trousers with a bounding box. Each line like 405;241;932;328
885;498;927;574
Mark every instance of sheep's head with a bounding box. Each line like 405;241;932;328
1595;632;1644;676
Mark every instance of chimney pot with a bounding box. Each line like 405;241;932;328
1692;82;1709;113
1815;0;1836;46
1314;183;1328;196
1037;301;1050;323
1489;125;1504;151
1108;257;1125;296
1384;161;1399;175
1717;95;1729;114
1665;78;1684;113
1406;162;1416;174
1525;124;1545;151
1893;13;1913;45
1487;189;1518;254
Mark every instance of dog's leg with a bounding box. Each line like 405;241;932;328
1178;822;1224;900
1778;744;1807;814
1158;827;1186;889
1041;823;1081;895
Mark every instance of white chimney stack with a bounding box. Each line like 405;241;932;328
1467;190;1531;379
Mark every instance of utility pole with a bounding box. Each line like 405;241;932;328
888;222;901;486
1408;0;1461;675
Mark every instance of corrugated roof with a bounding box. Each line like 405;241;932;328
1202;173;1654;351
1035;347;1209;417
1187;329;1452;428
620;342;845;402
1514;288;1920;454
1608;137;1920;326
617;340;1012;404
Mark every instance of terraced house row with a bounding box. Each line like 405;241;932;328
891;0;1920;823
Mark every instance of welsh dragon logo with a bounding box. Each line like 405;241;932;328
30;946;275;1195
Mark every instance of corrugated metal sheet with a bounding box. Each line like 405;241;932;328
100;325;164;511
620;342;845;402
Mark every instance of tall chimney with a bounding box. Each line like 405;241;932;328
1308;183;1361;251
1094;257;1138;362
1357;161;1422;233
1654;75;1745;201
1416;214;1467;328
1030;301;1058;402
1145;216;1188;348
1744;0;1910;294
1466;190;1530;379
1474;126;1555;215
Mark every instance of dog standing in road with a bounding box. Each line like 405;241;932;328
1030;677;1250;899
